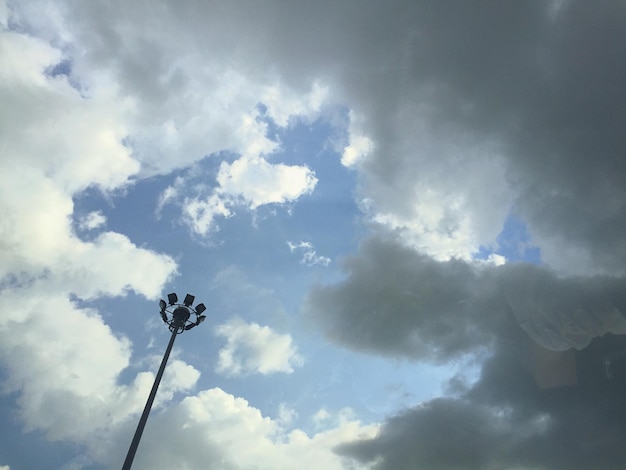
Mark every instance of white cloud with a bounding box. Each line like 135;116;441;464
486;253;506;266
0;11;181;451
77;210;107;231
215;317;304;376
0;292;134;440
182;194;233;237
175;155;318;237
217;155;318;209
341;111;374;167
0;26;176;299
277;403;298;426
115;388;379;470
287;241;331;267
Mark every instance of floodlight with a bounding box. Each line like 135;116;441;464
159;299;167;311
197;315;206;324
167;293;178;305
160;311;168;323
183;294;195;307
195;303;206;314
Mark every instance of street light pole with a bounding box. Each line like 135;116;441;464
121;293;208;470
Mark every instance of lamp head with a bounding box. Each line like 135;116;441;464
172;306;190;325
167;293;178;305
183;294;195;307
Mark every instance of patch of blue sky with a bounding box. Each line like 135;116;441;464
475;214;542;265
45;58;71;78
44;57;87;95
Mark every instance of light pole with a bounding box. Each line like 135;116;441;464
121;292;208;470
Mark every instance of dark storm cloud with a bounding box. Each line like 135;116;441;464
306;233;626;468
303;236;492;361
337;331;626;470
305;235;626;361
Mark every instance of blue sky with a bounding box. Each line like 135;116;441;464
2;1;626;469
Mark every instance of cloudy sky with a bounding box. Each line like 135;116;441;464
2;1;626;469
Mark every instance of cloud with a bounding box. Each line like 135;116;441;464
338;332;626;470
0;6;180;454
338;398;518;470
305;235;626;361
0;292;144;441
306;233;626;468
217;155;317;209
108;388;379;470
340;1;626;274
159;154;318;237
304;236;490;361
174;153;318;236
0;22;176;299
341;111;374;167
215;317;304;376
182;193;233;237
77;210;107;231
288;241;331;267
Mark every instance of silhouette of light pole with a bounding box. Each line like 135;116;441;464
121;293;208;470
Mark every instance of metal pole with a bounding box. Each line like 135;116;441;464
121;327;179;470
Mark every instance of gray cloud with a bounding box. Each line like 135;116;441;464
304;236;491;361
305;235;626;360
338;331;626;470
306;233;626;468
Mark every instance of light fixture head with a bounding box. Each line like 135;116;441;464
172;306;190;324
195;303;206;314
197;315;206;324
159;299;167;311
167;293;178;305
183;294;195;307
160;310;168;323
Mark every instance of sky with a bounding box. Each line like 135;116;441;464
1;1;626;469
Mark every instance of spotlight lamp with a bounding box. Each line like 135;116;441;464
183;294;195;307
159;292;209;334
